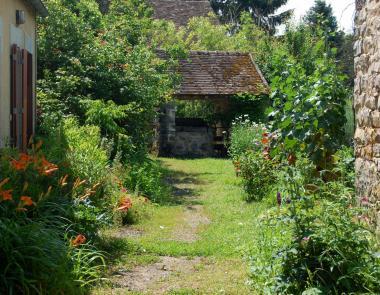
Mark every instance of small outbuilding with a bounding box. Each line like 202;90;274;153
157;50;269;157
0;0;47;149
149;0;269;157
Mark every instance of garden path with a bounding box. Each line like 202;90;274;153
94;158;267;294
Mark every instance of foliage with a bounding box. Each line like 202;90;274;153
124;158;171;204
0;147;106;293
305;0;338;33
228;116;275;201
228;115;268;162
210;0;292;34
275;161;380;293
248;150;380;294
37;0;177;159
239;150;277;202
175;100;216;123
268;54;347;167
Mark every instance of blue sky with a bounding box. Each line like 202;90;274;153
278;0;356;32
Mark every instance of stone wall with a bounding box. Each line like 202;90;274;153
354;0;380;230
172;126;214;157
96;0;110;13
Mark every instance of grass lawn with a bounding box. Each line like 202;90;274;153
94;158;276;294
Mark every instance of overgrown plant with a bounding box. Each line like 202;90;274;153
0;146;106;293
268;54;347;167
257;153;380;294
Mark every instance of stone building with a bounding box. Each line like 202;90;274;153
354;0;380;229
157;50;268;157
150;0;268;157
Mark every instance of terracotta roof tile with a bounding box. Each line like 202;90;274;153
149;0;214;27
159;50;269;96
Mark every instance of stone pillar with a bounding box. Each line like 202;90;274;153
354;0;380;231
96;0;110;14
159;103;176;156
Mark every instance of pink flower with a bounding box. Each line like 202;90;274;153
360;197;370;206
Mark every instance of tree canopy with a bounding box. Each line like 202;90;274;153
210;0;292;34
305;0;338;33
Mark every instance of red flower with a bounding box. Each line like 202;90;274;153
287;154;297;166
117;197;133;212
71;234;87;247
38;157;58;176
11;153;32;171
261;137;269;145
1;190;13;201
20;196;34;206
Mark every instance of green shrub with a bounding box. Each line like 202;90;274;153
124;158;171;204
39;117;114;237
0;147;106;293
268;53;348;168
240;151;277;202
249;150;380;294
62;118;109;186
228;115;267;162
276;192;380;294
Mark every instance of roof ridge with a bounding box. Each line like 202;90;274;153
189;50;250;56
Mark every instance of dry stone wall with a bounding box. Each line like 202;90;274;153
355;0;380;230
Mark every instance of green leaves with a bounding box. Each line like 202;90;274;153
268;52;347;167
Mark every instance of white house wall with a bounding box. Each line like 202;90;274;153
0;0;37;147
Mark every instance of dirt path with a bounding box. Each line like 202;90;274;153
94;158;258;295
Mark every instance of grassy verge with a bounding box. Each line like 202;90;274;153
94;158;276;294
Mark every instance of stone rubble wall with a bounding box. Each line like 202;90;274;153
354;0;380;230
172;126;214;157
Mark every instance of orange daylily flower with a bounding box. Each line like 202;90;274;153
261;137;269;145
39;157;58;176
71;234;86;247
59;174;69;187
1;190;13;201
117;197;133;212
11;153;32;171
20;196;34;206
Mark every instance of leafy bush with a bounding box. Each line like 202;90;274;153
268;49;348;168
249;151;380;294
279;197;380;294
0;147;106;293
37;0;177;160
124;158;171;204
240;151;277;202
228;115;268;162
228;116;275;201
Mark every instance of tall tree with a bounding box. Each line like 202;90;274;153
210;0;292;34
304;0;354;86
304;0;338;33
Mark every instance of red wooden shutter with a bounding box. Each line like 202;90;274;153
10;45;17;146
26;52;34;144
10;44;23;149
22;49;28;150
22;49;34;150
11;46;33;151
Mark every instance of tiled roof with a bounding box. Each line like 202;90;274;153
159;50;269;97
26;0;48;16
149;0;214;27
